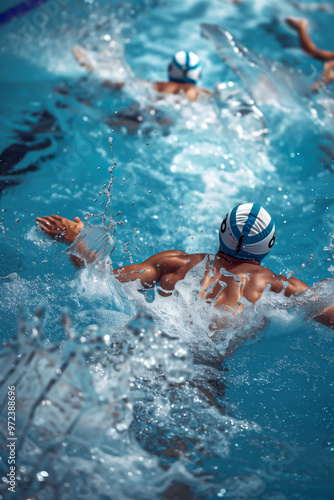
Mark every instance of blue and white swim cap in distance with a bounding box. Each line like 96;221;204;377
219;203;275;262
168;51;202;84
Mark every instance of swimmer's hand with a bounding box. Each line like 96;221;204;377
285;17;309;31
36;215;84;244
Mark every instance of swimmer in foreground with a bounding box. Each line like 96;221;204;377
36;203;334;332
286;17;334;91
73;47;211;102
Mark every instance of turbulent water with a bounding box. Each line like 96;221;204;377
0;0;334;498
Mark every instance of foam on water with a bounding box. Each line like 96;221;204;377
0;310;259;499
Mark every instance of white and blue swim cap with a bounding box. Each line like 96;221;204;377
168;51;202;84
219;203;275;262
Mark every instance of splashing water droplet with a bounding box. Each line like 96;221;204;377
36;471;49;482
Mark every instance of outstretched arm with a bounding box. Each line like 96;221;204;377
37;215;188;288
113;250;188;292
286;18;334;61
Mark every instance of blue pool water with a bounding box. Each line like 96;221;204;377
0;0;334;498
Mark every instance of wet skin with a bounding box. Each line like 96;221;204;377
36;215;334;330
286;17;334;90
154;81;212;102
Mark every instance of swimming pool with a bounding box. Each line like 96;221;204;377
0;0;334;498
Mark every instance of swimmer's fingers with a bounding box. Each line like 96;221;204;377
49;215;84;232
50;215;79;227
37;215;64;225
37;225;61;238
36;216;64;231
36;216;56;229
36;216;66;237
48;215;84;230
49;214;67;222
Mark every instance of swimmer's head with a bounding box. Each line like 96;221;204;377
168;51;202;84
219;203;275;262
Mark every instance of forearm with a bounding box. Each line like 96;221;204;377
113;261;160;289
298;29;334;61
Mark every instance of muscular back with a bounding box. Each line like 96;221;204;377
114;250;309;310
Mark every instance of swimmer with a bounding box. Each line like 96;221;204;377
286;17;334;91
73;47;211;102
36;203;334;332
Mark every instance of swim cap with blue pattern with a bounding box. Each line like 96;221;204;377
219;203;275;262
168;51;201;84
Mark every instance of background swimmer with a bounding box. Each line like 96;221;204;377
36;203;334;343
73;47;211;102
286;17;334;91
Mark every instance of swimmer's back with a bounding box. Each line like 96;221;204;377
158;251;308;309
199;254;308;309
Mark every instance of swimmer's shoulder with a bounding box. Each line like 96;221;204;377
163;251;208;268
249;265;309;296
147;250;190;267
147;249;188;262
148;250;203;274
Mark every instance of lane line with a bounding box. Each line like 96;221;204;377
0;0;50;26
